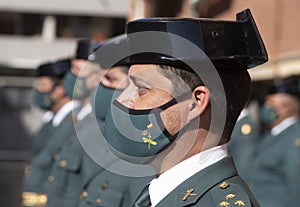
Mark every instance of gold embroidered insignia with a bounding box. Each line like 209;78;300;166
142;123;157;149
219;201;230;207
182;189;197;201
235;200;245;206
219;182;230;189
142;130;148;136
142;132;157;149
147;123;153;129
226;194;236;200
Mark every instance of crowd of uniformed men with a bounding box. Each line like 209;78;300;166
21;9;300;207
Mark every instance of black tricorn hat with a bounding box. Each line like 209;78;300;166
268;80;300;98
75;39;96;60
93;34;130;69
127;9;268;71
37;58;71;79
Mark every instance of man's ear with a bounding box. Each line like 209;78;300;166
187;86;210;121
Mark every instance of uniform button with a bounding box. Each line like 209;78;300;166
60;160;67;168
294;138;300;147
53;154;59;161
96;198;101;204
48;175;55;182
241;124;252;135
80;191;88;200
102;181;109;190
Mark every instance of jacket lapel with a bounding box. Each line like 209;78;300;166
157;156;238;207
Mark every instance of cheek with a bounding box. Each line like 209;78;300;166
160;105;183;135
50;87;63;101
85;77;97;90
37;83;53;93
134;96;160;109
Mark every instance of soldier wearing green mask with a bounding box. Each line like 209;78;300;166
248;81;300;207
101;9;268;207
23;59;80;207
76;35;154;207
44;39;103;207
227;104;260;182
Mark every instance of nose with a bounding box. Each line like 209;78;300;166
117;86;136;109
120;99;134;108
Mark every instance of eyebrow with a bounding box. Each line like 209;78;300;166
129;75;151;86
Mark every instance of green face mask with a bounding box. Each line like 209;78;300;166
90;83;122;133
63;71;89;100
260;106;279;126
91;83;123;121
104;91;191;163
32;90;54;110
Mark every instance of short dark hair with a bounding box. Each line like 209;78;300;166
158;65;251;144
119;66;130;74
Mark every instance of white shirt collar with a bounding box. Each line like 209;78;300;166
76;103;92;121
271;116;298;136
52;100;80;127
237;109;249;121
42;111;54;124
149;144;228;206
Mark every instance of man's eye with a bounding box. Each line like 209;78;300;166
104;75;112;81
136;85;149;95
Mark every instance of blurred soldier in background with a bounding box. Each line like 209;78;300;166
44;39;102;207
76;35;153;207
248;81;300;207
22;59;80;207
227;102;260;181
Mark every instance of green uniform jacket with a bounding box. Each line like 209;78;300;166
78;157;154;207
76;118;155;207
23;110;76;193
155;156;260;207
31;121;54;156
249;120;300;207
45;113;95;207
228;114;259;181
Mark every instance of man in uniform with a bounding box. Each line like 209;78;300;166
76;35;154;207
248;80;300;207
44;39;102;207
102;9;268;206
22;58;80;207
227;104;260;181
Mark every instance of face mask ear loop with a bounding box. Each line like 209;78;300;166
155;91;194;142
158;91;192;111
167;118;196;143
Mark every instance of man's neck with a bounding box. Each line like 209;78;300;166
82;97;91;107
271;116;298;136
151;125;218;175
52;96;72;113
